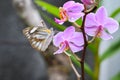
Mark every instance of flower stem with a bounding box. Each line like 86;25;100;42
80;3;99;79
73;22;81;28
80;12;88;80
93;51;100;80
92;39;100;80
68;57;81;80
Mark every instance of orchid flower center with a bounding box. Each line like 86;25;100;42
59;7;68;21
96;25;103;37
60;40;69;51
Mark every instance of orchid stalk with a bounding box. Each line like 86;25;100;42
53;1;119;80
53;0;119;80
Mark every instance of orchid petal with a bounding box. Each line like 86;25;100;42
104;18;119;33
63;26;75;39
100;31;113;40
54;43;66;55
68;42;83;52
66;3;84;12
55;18;64;25
53;32;63;47
69;32;84;46
68;13;84;22
63;1;75;9
95;6;107;24
85;26;98;36
66;2;84;22
85;13;98;27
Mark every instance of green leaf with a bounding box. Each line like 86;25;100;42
100;39;120;63
84;63;94;78
35;0;59;17
66;51;94;78
111;72;120;80
76;18;82;26
110;8;120;18
39;10;66;31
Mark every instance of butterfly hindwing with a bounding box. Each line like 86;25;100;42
40;28;54;51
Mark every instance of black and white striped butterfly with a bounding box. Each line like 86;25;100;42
23;26;54;52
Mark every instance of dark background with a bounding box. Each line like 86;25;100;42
0;0;47;80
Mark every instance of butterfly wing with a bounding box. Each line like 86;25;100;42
23;26;54;52
40;28;54;51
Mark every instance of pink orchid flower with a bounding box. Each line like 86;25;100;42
81;0;95;5
55;1;84;25
53;26;84;54
85;6;119;40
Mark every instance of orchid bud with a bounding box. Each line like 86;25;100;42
81;0;95;5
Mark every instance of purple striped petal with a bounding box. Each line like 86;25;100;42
69;32;84;46
55;18;64;25
95;6;107;25
85;26;98;36
100;31;113;40
63;26;75;39
68;12;84;22
53;32;63;47
63;1;75;9
104;18;119;33
54;43;66;54
68;42;83;52
85;13;98;27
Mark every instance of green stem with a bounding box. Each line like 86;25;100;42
93;52;100;80
93;39;100;80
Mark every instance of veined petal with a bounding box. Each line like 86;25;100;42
100;31;113;40
68;12;84;22
63;1;75;9
85;13;98;27
53;32;64;47
55;18;64;25
54;43;66;55
66;2;84;22
68;42;83;52
104;18;119;33
66;3;84;12
95;6;108;24
69;32;84;46
63;26;75;39
85;26;98;36
63;1;84;11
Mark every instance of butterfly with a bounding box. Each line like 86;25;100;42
23;25;54;52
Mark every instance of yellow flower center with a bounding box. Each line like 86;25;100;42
96;26;103;37
59;7;68;21
60;41;69;51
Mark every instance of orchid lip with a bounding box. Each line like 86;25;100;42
59;7;68;21
60;41;69;51
96;25;103;37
